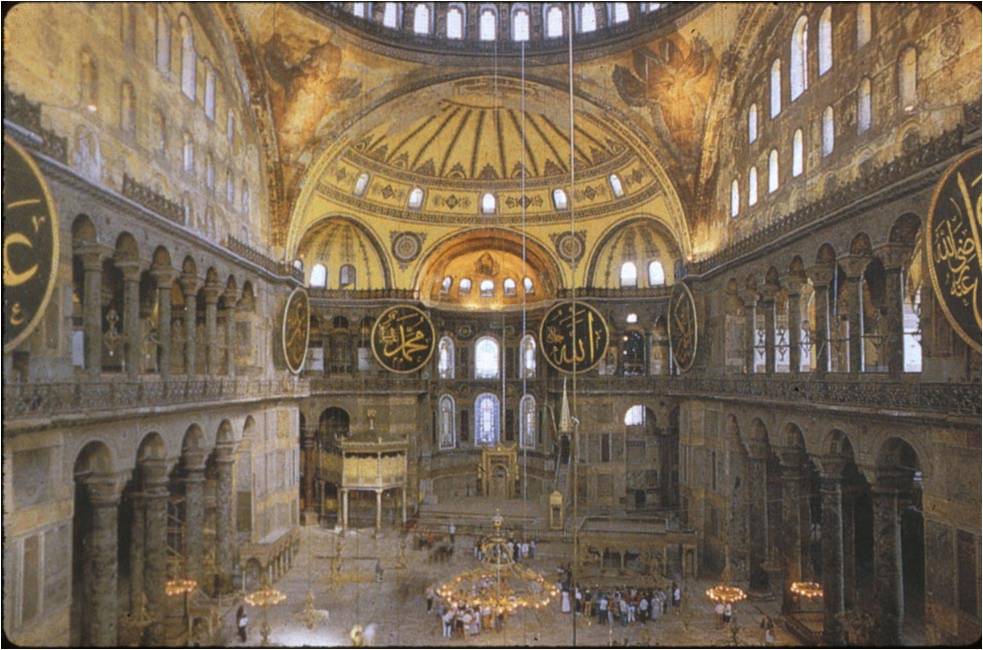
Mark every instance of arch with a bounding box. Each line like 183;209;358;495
816;242;837;265
151;245;172;271
790;15;808;100
318;407;351;444
889;213;921;246
747;417;769;446
114;232;140;263
136;432;167;464
875;435;925;480
624;404;646;426
216;419;235;445
585;217;682;288
181;423;205;455
438;394;456;449
437;335;455;379
474;335;500;379
821;428;856;460
74;439;115;476
544;4;564;38
519;333;536;378
474;393;500;445
780;422;806;450
818;6;833;75
295;216;393;289
519;394;537;449
479;6;497;41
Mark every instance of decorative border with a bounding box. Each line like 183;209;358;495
925;147;982;352
281;287;311;374
667;281;698;373
3;134;61;353
370;304;436;374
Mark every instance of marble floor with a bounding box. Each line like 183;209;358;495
220;527;801;647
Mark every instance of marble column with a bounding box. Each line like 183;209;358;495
180;274;199;375
807;264;834;375
118;261;142;378
375;489;383;532
203;283;222;375
342;489;349;530
79;246;106;377
760;292;777;375
777;448;805;612
740;290;758;374
214;445;236;593
151;269;176;379
747;444;769;590
301;428;317;522
872;480;904;646
142;461;169;645
129;491;145;613
402;487;407;524
840;255;868;374
817;457;847;646
878;244;911;377
841;484;857;609
182;452;207;580
223;285;238;377
786;278;803;373
85;476;121;647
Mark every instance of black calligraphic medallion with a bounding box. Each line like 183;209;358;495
926;148;982;352
3;136;60;353
371;305;435;373
668;281;699;372
539;301;609;373
281;287;311;374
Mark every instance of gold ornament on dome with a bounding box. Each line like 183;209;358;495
668;281;698;372
540;301;609;373
925;147;981;352
281;287;311;374
3;135;60;353
370;304;435;373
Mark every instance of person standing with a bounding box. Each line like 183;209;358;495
426;585;434;613
236;605;249;643
673;582;681;608
639;594;649;622
530;539;536;559
448;522;456;546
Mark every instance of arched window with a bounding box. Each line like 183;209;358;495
156;7;171;74
440;275;453;294
730;179;740;218
552;188;568;210
408;187;424;209
620;261;638;288
354;172;370;196
459;278;472;294
226;170;234;205
310;264;327;288
819;7;833;75
182;132;194;172
120;81;135;135
382;2;399;28
790;15;808;101
822;106;834;156
792;129;804;176
748;104;758;143
612;2;629;24
648;260;666;286
153;110;166;156
512;8;530;41
446;6;464;38
352;2;366;19
179;15;195;100
609;174;624;197
413;4;430;34
519;394;536;449
770;59;782;117
204;61;216;119
241;182;250;214
439;395;457;449
479;7;497;41
748;166;759;206
768;149;779;193
80;52;98;112
503;277;517;296
624;404;645;426
523;277;534;294
438;337;455;379
857;77;872;133
206;153;215;190
339;264;356;288
479;279;495;297
899;47;917;112
475;336;500;379
520;334;536;378
481;192;496;214
474;393;500;445
626;313;638;324
545;5;564;38
856;3;871;48
579;3;597;33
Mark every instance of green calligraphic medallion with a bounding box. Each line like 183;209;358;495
3;136;60;353
282;287;311;374
371;305;435;373
668;281;698;372
539;300;609;373
925;148;981;352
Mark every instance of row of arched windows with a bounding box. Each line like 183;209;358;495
619;260;666;288
351;3;647;42
437;393;537;449
437;334;536;380
440;275;534;298
309;263;357;289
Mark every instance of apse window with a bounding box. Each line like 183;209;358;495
503;278;517;296
459;277;472;294
648;260;665;286
545;5;563;38
626;313;638;324
479;279;495;297
552;188;568;210
339;264;355;288
609;174;624;197
479;7;497;41
620;261;638;288
474;393;500;445
446;6;464;39
412;4;430;34
579;3;597;33
354;172;370;196
382;2;399;28
408;187;424;209
512;8;530;41
310;264;327;288
352;2;366;19
440;276;453;294
481;192;496;214
612;2;629;24
523;277;534;294
475;336;500;379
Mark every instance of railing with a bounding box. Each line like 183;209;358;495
122;174;184;225
3;86;68;163
3;376;310;421
307;375;427;393
558;286;672;300
225;236;304;282
309;288;418;301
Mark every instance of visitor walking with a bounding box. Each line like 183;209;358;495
236;605;249;643
448;522;456;545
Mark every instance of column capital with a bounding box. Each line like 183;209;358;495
838;254;870;280
869;467;911;494
784;274;807;296
223;285;240;308
84;473;124;506
746;440;771;461
116;259;143;281
179;272;201;296
182;450;207;473
875;243;914;272
150;267;177;288
738;290;759;309
213;443;237;464
813;454;849;481
77;243;112;270
140;459;170;490
806;263;835;288
775;445;806;471
203;282;224;304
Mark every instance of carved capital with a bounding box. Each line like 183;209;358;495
77;243;111;272
180;272;201;297
785;273;807;296
775;445;806;471
84;473;123;506
838;254;870;280
813;454;849;481
116;260;143;282
738;290;759;309
181;450;207;473
150;267;177;289
806;263;835;288
203;282;224;304
875;243;913;272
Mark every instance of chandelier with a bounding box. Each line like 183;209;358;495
705;545;746;604
246;581;286;646
164;577;197;597
436;512;557;617
790;581;824;599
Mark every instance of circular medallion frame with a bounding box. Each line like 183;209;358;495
370;304;436;374
281;287;311;374
925;147;982;352
3;135;61;353
667;281;699;373
539;300;609;374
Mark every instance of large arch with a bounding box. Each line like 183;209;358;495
294;215;393;289
585;216;683;288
